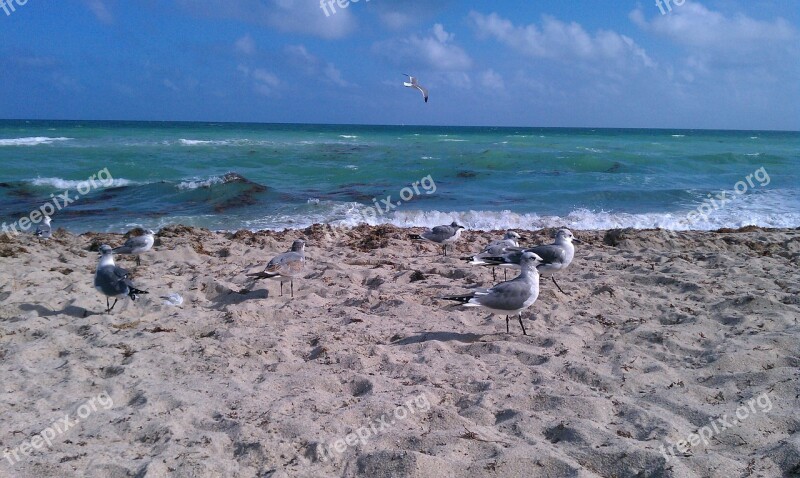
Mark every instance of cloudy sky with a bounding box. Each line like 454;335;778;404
1;0;798;129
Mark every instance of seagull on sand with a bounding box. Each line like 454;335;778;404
94;245;148;314
462;230;522;280
410;221;464;256
247;239;305;298
477;228;581;295
442;252;544;335
113;228;155;266
403;74;428;103
35;216;52;242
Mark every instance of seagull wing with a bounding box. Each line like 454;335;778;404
415;84;429;102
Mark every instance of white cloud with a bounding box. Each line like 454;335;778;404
238;65;280;96
373;23;472;71
479;69;504;91
83;0;114;25
235;35;256;56
470;11;654;68
284;45;351;87
630;3;798;68
177;0;357;39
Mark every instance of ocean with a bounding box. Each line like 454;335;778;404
1;120;798;234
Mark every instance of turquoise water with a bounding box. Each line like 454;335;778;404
1;120;798;233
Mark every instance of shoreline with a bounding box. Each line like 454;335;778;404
1;225;798;476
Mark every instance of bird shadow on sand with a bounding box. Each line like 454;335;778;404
19;303;102;318
210;288;269;309
390;331;485;345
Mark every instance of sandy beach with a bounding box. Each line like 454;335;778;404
0;225;798;478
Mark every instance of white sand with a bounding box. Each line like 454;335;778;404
1;225;798;477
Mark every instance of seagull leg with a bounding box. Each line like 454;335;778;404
136;255;141;266
106;297;110;313
107;298;118;314
517;314;527;336
552;276;568;295
492;267;496;281
291;279;294;298
504;269;507;281
280;282;283;297
442;244;447;256
506;316;510;334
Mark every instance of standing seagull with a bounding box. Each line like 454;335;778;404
442;252;544;335
462;230;522;280
247;239;305;298
35;216;52;242
478;229;581;295
113;229;155;266
410;221;464;256
94;245;148;314
403;74;428;103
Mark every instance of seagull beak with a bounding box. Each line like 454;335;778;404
572;237;583;244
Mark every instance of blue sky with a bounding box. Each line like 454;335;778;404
1;0;798;129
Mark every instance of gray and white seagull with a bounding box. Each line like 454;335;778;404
410;221;464;256
35;216;52;242
247;239;306;298
442;251;544;335
477;228;581;294
462;230;522;280
403;74;428;103
113;228;155;266
94;244;148;314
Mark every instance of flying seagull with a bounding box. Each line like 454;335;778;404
94;245;148;314
247;239;306;298
442;252;544;335
403;74;428;103
410;221;464;256
478;228;581;295
113;228;155;266
35;216;52;242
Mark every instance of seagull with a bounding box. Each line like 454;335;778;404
442;252;544;335
113;228;155;266
403;74;428;103
247;239;305;298
35;216;52;242
462;230;522;280
478;228;581;295
94;245;148;314
409;221;464;256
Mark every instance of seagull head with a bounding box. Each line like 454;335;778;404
505;231;521;240
98;244;113;256
450;222;464;230
42;216;51;226
556;228;581;244
520;251;545;268
291;239;306;252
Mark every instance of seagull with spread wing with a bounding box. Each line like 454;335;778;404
403;74;428;103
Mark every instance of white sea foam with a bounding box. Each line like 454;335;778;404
0;137;73;146
31;177;135;189
177;176;227;190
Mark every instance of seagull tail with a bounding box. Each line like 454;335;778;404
475;256;509;266
408;234;423;241
440;294;474;304
128;288;149;301
246;271;280;280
